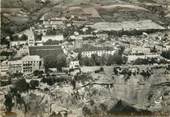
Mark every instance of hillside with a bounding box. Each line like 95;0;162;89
1;0;170;39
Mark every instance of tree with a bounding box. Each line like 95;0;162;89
20;34;28;40
44;54;66;71
107;54;124;65
14;79;29;92
4;93;14;112
30;80;39;89
56;54;67;71
78;52;82;61
33;70;44;77
150;46;157;53
44;40;60;45
80;57;94;66
161;50;170;59
91;54;100;65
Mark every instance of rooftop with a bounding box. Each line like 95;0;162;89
8;60;22;64
22;55;41;61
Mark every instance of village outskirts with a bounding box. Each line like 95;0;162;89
1;4;170;117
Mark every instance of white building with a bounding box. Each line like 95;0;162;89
41;35;64;43
1;55;45;76
131;47;151;55
27;28;35;46
69;61;80;69
82;50;116;57
74;44;117;58
10;41;27;47
8;60;22;74
22;55;44;74
0;61;9;76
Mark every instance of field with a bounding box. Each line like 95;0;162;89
29;45;64;59
1;0;169;39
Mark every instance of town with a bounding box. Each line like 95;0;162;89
1;0;170;117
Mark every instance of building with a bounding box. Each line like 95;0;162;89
74;44;116;57
8;60;22;74
41;35;64;43
1;55;44;75
131;47;151;55
0;61;9;76
69;61;80;69
81;49;115;57
27;28;35;46
34;28;48;36
10;41;27;47
41;16;66;29
22;55;44;74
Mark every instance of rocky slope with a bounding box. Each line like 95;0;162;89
1;65;170;117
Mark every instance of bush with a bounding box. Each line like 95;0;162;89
33;70;44;77
161;50;170;59
29;80;39;89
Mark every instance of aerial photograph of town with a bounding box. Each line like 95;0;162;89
0;0;170;117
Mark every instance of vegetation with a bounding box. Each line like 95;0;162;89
43;40;62;45
29;80;39;89
44;54;67;71
0;50;16;57
11;34;28;41
4;93;14;112
79;54;127;66
13;78;29;92
133;57;168;65
41;76;68;86
33;70;44;77
161;50;170;59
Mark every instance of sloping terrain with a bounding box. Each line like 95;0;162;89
1;0;170;39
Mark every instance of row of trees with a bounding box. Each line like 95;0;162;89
79;54;127;66
0;50;16;57
133;57;168;65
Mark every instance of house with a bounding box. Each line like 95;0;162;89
131;47;151;55
22;55;44;74
34;28;48;36
8;60;22;74
41;35;64;43
41;17;65;29
10;41;27;47
69;61;80;69
0;61;9;76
